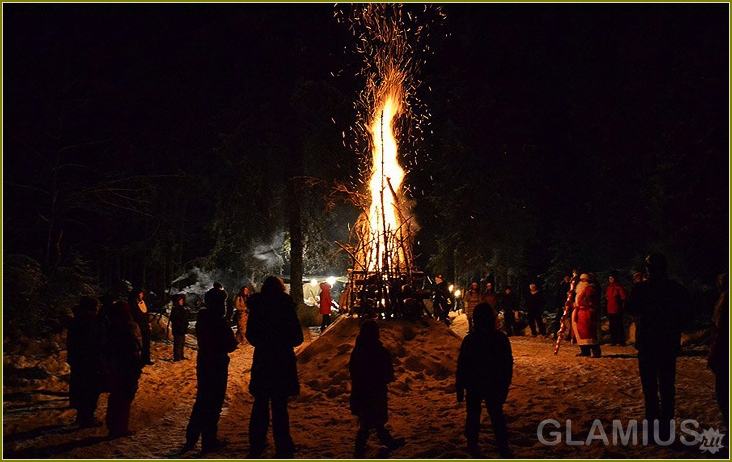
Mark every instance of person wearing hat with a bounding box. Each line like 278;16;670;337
571;274;601;357
606;272;628;346
498;286;518;337
625;253;691;443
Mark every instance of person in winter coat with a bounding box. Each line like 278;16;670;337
456;303;513;458
204;282;228;319
246;276;304;458
233;286;250;344
67;296;105;427
182;284;238;454
626;253;691;442
480;282;497;309
104;301;143;438
169;294;189;361
571;274;601;358
349;319;406;457
605;272;628;345
319;281;336;332
707;272;729;423
432;275;452;326
525;283;546;336
499;286;518;336
129;288;153;366
463;282;481;333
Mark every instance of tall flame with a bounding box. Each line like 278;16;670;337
366;91;405;270
337;4;440;276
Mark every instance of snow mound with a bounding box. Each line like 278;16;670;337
297;317;463;401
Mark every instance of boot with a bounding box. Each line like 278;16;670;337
467;441;484;458
354;429;369;458
498;445;514;459
377;427;405;450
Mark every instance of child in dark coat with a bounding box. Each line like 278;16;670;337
456;303;513;458
349;319;405;457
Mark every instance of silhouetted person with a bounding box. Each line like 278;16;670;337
182;283;238;454
204;282;228;320
129;288;153;366
525;283;545;336
432;275;452;326
170;294;189;361
67;296;104;427
233;286;251;344
104;301;143;438
246;276;304;458
456;303;513;458
707;272;728;423
626;253;691;442
463;282;481;333
349;319;406;457
499;286;518;336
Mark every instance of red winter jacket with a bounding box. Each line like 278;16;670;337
319;283;333;315
605;282;627;315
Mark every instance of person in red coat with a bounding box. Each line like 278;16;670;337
319;281;336;332
572;274;601;358
605;272;628;346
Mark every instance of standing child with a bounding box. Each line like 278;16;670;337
456;303;513;458
349;320;406;457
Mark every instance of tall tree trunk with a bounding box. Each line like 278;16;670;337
288;177;304;305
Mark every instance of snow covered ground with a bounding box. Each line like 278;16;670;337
3;312;727;459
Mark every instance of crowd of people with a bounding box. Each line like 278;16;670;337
64;252;727;458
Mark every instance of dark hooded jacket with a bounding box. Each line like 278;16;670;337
246;291;303;397
67;300;105;406
349;320;394;426
626;274;691;354
104;302;143;398
456;305;513;403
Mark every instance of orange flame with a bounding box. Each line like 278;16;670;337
365;86;406;271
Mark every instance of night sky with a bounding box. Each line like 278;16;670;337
3;3;729;289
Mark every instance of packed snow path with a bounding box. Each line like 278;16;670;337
3;313;726;459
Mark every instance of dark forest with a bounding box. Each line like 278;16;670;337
3;3;728;336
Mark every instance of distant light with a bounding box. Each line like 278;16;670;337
310;279;318;287
449;284;454;292
454;289;462;298
327;276;337;286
